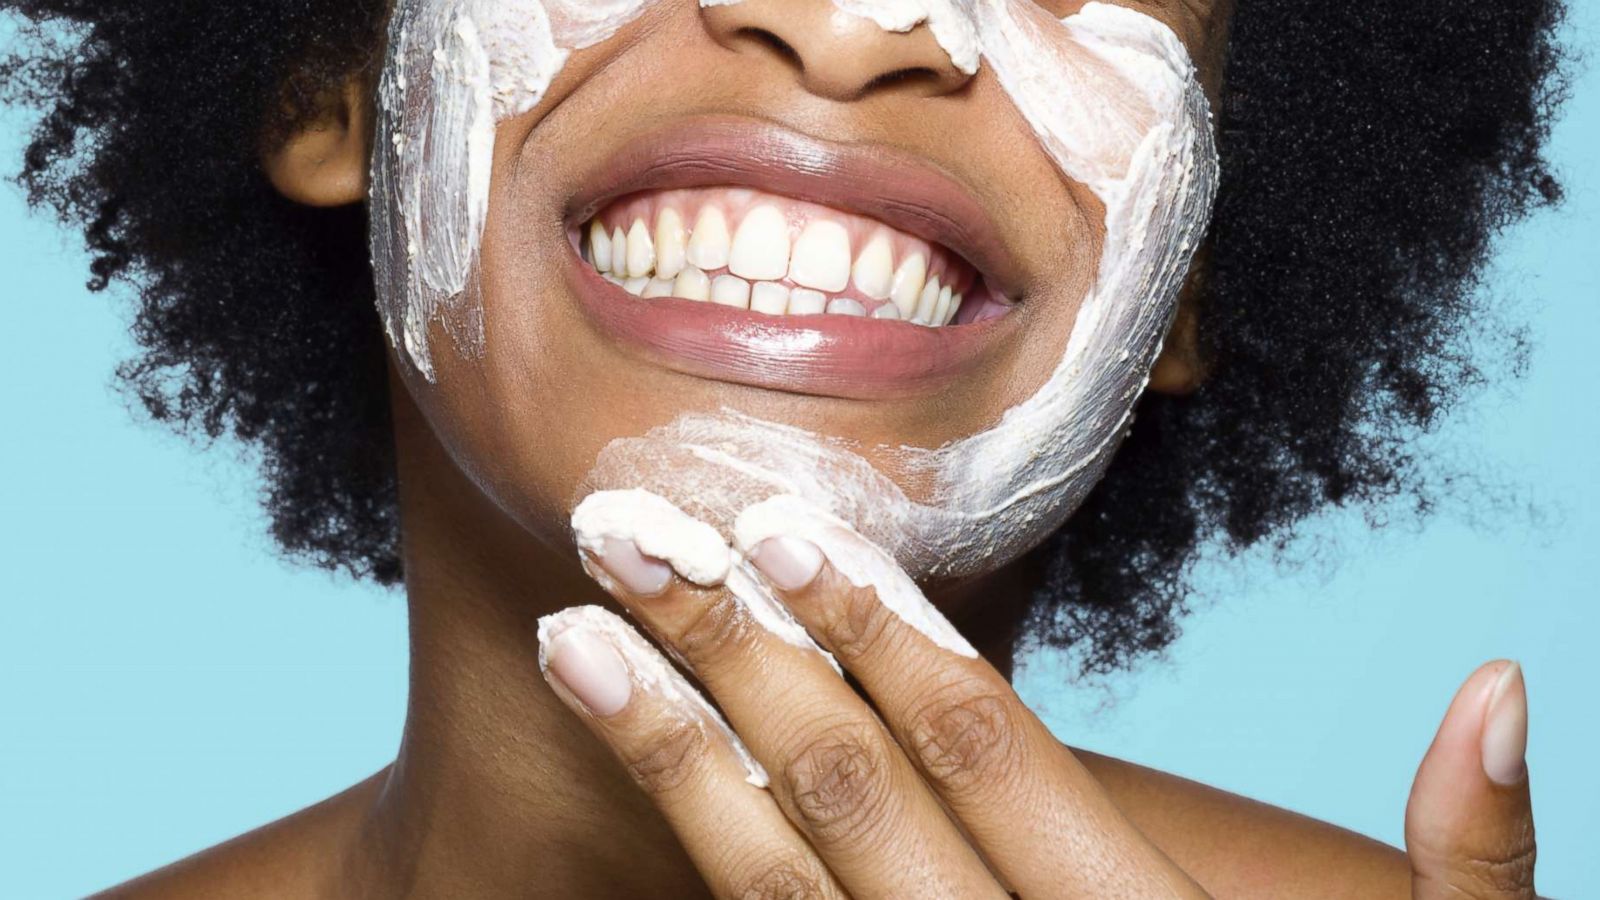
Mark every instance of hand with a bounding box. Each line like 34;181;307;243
538;493;1210;899
1406;661;1540;899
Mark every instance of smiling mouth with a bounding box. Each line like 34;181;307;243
580;188;1012;327
563;118;1028;401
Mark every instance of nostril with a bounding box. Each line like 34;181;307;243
735;27;803;69
703;3;975;102
862;67;945;94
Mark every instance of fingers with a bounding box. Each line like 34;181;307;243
537;606;847;900
572;492;1007;898
736;495;1209;899
1406;660;1538;900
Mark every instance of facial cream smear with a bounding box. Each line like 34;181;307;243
572;489;846;665
372;0;1218;619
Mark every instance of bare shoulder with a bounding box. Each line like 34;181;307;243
90;770;386;900
1078;749;1413;898
87;753;1411;897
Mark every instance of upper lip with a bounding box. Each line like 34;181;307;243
565;115;1025;300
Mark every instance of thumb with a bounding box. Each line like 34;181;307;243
1406;660;1537;900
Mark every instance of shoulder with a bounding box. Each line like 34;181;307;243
90;771;386;900
1079;750;1412;898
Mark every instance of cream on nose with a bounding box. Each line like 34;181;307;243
700;0;973;101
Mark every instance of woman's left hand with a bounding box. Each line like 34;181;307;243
1406;660;1540;899
545;523;1211;898
541;510;1540;898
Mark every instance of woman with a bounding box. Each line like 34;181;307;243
1;0;1568;896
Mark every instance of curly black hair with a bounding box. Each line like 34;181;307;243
1;0;1568;673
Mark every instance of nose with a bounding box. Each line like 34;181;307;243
701;0;974;101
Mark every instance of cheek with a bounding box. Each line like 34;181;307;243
391;301;595;551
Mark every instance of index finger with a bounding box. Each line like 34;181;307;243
538;605;850;900
736;495;1210;899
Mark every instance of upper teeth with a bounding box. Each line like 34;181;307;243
686;207;730;271
655;208;687;280
729;205;792;282
788;220;851;292
583;202;966;327
852;232;895;300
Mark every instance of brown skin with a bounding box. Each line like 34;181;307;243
106;1;1540;897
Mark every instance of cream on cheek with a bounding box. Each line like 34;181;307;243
370;1;1218;649
370;0;660;377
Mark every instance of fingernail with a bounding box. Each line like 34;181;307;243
594;535;673;596
750;536;825;591
546;627;633;718
1481;661;1528;786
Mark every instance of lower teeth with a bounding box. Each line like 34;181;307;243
593;261;963;326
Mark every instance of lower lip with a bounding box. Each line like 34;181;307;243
567;255;1018;401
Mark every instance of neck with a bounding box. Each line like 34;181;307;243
346;384;1029;897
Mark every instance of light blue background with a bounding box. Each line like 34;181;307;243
2;9;1596;898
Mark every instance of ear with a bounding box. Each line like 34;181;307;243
261;77;371;207
1148;249;1210;396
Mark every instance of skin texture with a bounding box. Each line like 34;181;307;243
82;2;1541;897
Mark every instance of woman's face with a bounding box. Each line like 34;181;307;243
377;0;1229;586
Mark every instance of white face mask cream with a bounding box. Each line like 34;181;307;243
372;0;1219;643
371;0;662;376
572;489;841;664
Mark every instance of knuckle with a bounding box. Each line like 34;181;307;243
671;590;750;665
622;718;709;796
814;585;893;661
782;721;892;843
907;683;1024;795
728;855;830;900
1457;836;1538;895
1412;820;1539;897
